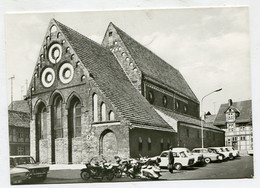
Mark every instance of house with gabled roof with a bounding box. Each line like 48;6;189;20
26;19;224;164
214;99;253;153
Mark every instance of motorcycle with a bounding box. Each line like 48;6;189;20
80;157;114;181
128;157;161;180
112;156;135;178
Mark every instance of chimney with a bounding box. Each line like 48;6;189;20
228;99;233;106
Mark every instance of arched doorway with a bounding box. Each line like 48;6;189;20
99;129;118;160
67;96;81;164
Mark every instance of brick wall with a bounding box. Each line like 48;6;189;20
178;122;225;150
30;67;128;163
129;127;177;158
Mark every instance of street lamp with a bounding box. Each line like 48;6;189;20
201;88;222;148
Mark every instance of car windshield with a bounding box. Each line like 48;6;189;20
13;157;36;165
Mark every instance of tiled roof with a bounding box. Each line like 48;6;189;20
214;100;252;126
111;23;198;102
8;110;30;128
204;115;217;123
155;107;223;132
55;20;174;131
8;100;30;113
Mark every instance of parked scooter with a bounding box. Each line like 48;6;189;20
80;157;114;181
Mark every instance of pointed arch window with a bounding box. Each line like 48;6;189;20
73;101;81;137
101;102;107;121
109;111;115;121
40;107;47;139
54;97;63;138
93;94;98;122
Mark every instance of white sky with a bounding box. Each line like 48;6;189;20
5;7;251;114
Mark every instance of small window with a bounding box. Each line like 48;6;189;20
138;137;142;151
57;32;61;38
101;102;107;121
160;139;164;151
186;129;189;137
162;96;167;107
167;139;170;150
50;25;57;33
184;105;187;112
92;94;98;122
148;137;152;151
109;32;113;37
148;91;154;104
109;111;115;121
175;101;179;109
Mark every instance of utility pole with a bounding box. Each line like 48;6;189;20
9;75;15;110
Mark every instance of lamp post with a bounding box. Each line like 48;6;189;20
201;88;222;148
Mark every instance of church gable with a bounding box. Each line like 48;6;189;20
101;23;142;92
28;19;88;96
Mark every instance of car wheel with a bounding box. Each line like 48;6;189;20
80;171;91;180
229;154;234;160
204;158;211;164
174;163;182;171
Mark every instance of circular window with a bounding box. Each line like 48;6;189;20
163;96;167;107
41;67;55;87
59;63;74;84
148;91;154;104
48;43;62;64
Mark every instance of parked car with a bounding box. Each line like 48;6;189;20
172;148;204;166
10;163;30;185
155;149;195;170
222;147;240;158
208;147;233;160
192;148;223;163
247;149;253;156
10;156;49;181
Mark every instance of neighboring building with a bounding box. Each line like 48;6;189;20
9;110;30;155
8;100;30;113
26;19;224;164
214;99;253;153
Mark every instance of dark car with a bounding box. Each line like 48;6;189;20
10;156;49;181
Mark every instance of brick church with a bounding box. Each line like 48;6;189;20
27;19;224;164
